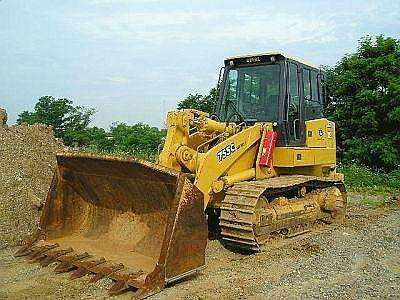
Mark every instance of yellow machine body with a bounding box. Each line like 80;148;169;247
158;110;343;209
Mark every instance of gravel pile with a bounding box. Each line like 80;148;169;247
253;207;400;299
0;111;65;249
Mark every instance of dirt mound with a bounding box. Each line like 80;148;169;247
0;111;65;249
0;108;7;125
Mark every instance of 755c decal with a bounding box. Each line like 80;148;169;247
217;143;236;162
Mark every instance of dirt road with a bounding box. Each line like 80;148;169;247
0;192;399;299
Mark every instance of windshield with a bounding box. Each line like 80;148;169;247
218;64;281;122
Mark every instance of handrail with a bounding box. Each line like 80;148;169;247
195;122;245;173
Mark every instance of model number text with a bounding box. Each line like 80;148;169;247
217;143;236;162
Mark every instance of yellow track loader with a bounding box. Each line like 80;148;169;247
16;52;346;298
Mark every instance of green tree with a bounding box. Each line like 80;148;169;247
109;122;165;157
17;96;96;146
177;88;217;114
325;35;400;170
80;127;114;152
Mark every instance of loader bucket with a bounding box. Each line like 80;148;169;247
15;153;208;298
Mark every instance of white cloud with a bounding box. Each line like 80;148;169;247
66;1;400;48
66;9;340;45
204;13;338;44
89;0;160;4
67;0;400;48
105;76;130;84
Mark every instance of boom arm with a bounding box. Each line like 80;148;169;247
159;110;270;208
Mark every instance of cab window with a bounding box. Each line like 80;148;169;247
288;63;300;141
219;64;281;121
302;69;311;100
303;69;323;120
310;71;319;102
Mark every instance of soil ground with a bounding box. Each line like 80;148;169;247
0;192;399;299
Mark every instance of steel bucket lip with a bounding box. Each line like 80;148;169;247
55;152;180;177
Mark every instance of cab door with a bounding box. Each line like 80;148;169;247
285;61;305;146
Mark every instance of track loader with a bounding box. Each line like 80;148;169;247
16;52;346;298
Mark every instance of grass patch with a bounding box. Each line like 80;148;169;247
338;163;400;194
82;145;158;162
360;197;387;207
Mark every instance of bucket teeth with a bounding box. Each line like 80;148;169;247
70;267;89;280
15;243;45;258
70;258;106;280
111;269;146;291
14;232;42;257
28;244;59;261
40;247;74;267
17;243;147;296
107;269;145;295
14;245;33;257
89;263;124;283
54;262;75;273
20;245;40;258
54;252;91;273
89;273;104;283
109;280;129;296
132;271;145;285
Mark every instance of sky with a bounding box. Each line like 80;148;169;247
1;0;399;128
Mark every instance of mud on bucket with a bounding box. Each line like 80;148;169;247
15;153;208;298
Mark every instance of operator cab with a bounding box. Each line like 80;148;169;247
215;52;325;146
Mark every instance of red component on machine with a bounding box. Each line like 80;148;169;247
259;131;278;167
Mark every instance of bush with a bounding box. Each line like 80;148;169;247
338;163;400;193
177;88;217;114
325;35;400;171
82;122;165;162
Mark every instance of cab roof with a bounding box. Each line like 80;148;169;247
225;51;321;70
